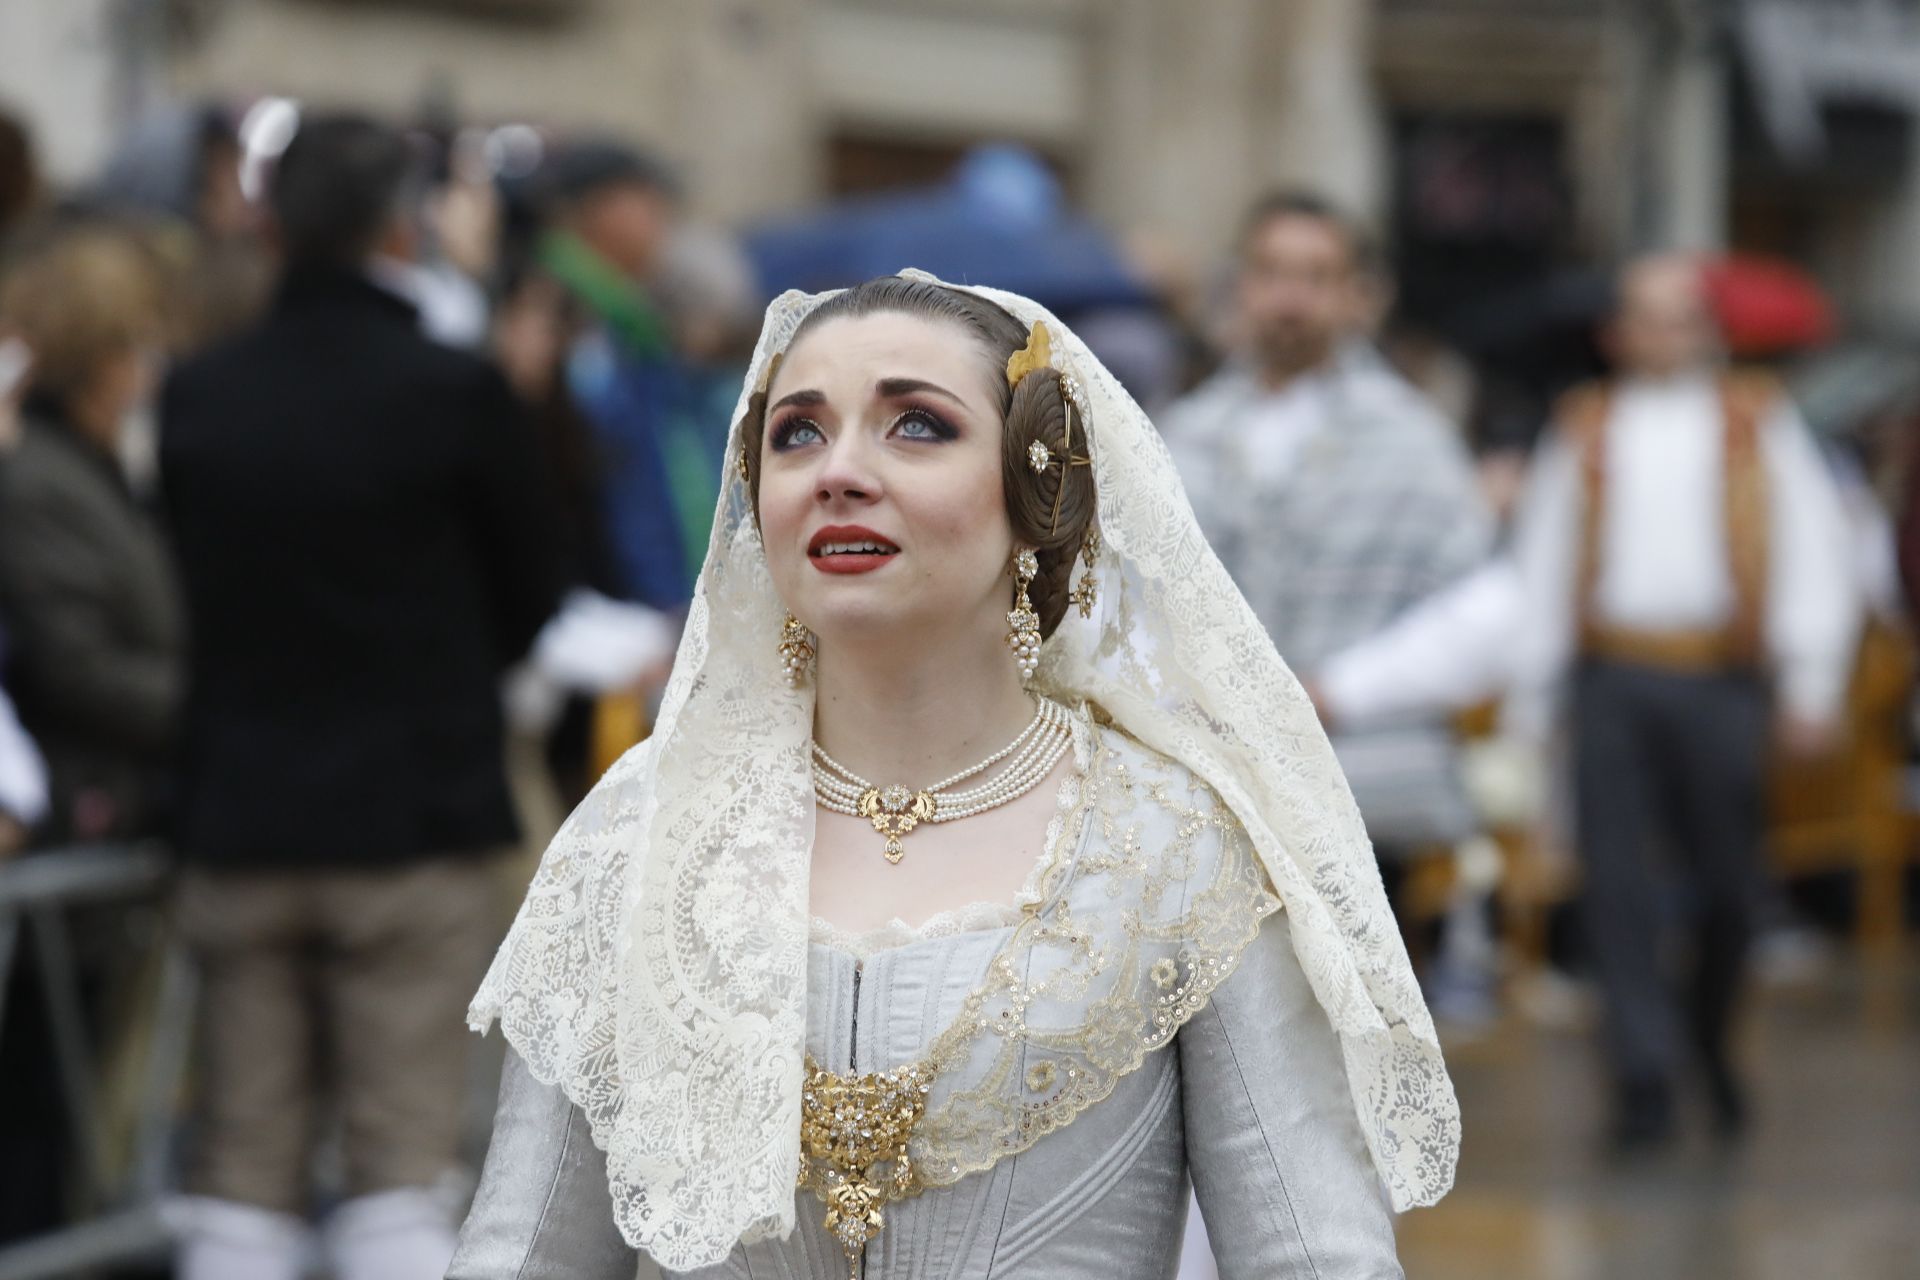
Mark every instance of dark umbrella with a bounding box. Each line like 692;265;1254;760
746;146;1149;312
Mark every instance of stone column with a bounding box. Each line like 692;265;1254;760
0;0;121;186
1651;36;1729;252
1087;0;1380;264
1852;130;1920;331
1085;0;1260;261
658;0;819;225
1255;0;1384;223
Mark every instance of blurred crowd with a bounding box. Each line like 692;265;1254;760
0;90;1915;1280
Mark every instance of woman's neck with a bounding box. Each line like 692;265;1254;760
811;638;1038;788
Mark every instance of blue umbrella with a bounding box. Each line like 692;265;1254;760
747;146;1150;311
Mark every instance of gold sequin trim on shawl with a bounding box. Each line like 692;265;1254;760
797;707;1281;1268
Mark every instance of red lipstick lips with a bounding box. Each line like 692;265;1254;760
807;524;900;575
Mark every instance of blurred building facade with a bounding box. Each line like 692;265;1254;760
147;0;1383;263
6;0;1920;333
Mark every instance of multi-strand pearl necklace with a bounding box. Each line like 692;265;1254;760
811;696;1073;863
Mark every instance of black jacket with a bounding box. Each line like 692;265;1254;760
159;266;561;869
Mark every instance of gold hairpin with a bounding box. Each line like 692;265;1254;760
1048;389;1093;536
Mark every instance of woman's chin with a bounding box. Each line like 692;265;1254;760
802;597;919;640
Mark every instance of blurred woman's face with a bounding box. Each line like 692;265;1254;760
758;311;1014;659
77;343;159;449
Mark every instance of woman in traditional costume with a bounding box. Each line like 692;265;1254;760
451;273;1457;1279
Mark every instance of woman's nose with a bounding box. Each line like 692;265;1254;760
815;433;879;503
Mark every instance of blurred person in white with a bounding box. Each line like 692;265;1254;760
1164;192;1495;893
0;664;46;856
0;336;49;856
158;115;561;1280
448;274;1455;1279
368;132;498;352
1507;253;1858;1150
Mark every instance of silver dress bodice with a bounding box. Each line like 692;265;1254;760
450;909;1403;1279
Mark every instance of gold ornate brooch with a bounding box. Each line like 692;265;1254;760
798;1056;935;1278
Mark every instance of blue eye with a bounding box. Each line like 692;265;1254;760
890;408;957;441
771;417;824;450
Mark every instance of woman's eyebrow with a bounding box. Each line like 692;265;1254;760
769;387;826;413
877;377;967;408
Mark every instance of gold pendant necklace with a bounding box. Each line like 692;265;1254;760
810;697;1072;863
854;786;936;864
797;1056;934;1278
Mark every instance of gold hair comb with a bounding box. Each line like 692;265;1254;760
1005;321;1053;389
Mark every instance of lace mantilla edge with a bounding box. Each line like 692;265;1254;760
467;728;811;1269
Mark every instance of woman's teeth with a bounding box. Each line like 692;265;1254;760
817;542;895;555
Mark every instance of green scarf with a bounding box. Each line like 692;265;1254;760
539;231;671;358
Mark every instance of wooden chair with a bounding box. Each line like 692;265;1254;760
1399;703;1577;977
1767;619;1915;946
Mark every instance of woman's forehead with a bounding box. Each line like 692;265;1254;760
770;311;998;408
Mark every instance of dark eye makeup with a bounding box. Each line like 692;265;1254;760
769;416;824;450
888;406;959;441
767;404;960;451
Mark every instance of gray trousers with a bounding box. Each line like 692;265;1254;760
177;856;504;1213
1572;661;1769;1086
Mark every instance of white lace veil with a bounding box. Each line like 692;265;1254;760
470;270;1459;1270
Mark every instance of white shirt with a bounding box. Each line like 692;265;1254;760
0;682;48;826
1233;372;1332;487
368;256;491;349
1510;372;1859;728
1318;558;1524;726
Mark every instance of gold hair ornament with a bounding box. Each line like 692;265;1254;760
778;613;815;688
1004;321;1053;389
1069;526;1101;618
1006;549;1042;680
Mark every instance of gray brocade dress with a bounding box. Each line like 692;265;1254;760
449;721;1406;1280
